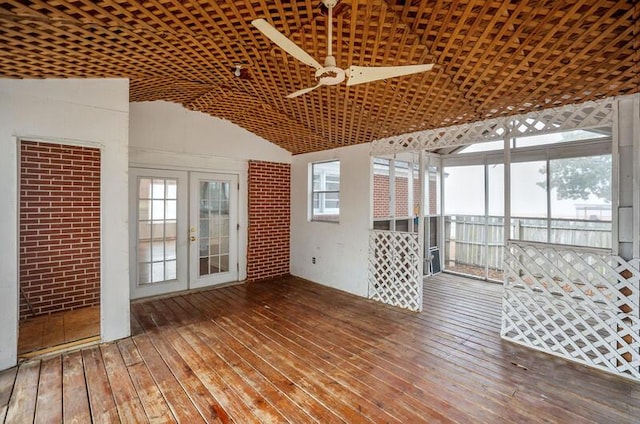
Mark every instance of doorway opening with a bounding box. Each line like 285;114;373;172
18;140;101;358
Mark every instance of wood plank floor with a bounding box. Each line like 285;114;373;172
18;306;100;356
2;274;640;423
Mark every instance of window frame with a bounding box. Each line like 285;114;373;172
442;134;613;250
310;160;341;223
371;155;422;233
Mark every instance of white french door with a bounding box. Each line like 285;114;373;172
189;172;238;288
130;169;188;299
130;168;238;299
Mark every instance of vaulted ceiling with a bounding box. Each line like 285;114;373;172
0;1;637;154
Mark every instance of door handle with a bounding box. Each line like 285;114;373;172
190;236;197;242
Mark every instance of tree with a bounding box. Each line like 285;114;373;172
537;155;611;202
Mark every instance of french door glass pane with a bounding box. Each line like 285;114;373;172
138;263;150;285
166;200;177;220
138;200;150;220
165;240;176;260
220;255;229;272
166;260;177;280
137;177;179;285
199;180;231;276
165;221;176;238
139;178;152;198
166;180;177;199
152;179;164;198
139;222;151;239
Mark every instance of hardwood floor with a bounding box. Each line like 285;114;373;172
18;306;100;357
2;274;640;423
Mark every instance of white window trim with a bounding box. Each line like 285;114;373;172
310;160;340;222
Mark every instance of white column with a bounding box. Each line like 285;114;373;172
615;96;640;260
503;129;511;247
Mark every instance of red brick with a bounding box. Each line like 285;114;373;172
19;141;101;319
247;161;290;281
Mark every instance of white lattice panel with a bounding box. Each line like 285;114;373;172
502;241;640;381
510;100;614;137
371;97;616;155
368;230;422;312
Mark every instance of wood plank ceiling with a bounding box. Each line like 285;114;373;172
0;1;638;154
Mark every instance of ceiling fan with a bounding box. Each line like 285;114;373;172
252;0;434;98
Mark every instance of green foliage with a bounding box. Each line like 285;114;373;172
537;155;611;202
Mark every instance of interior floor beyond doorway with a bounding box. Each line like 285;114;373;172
18;306;100;358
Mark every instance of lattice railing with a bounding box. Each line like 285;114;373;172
371;97;616;155
502;241;640;381
368;230;422;312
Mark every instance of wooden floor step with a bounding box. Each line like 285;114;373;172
18;336;101;362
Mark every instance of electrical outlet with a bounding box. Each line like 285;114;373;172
312;257;316;264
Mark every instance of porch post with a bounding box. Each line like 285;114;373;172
613;96;640;366
614;96;639;260
418;150;425;296
503;127;511;249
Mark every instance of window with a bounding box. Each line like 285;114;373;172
311;160;340;222
372;157;421;232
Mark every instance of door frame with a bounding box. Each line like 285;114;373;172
16;136;107;358
129;152;248;283
129;162;246;299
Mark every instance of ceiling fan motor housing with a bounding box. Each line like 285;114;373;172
316;55;345;85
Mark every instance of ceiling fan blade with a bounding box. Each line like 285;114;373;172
252;19;323;70
286;84;322;99
346;64;435;86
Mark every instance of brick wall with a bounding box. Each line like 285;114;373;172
373;173;391;218
247;161;290;281
19;141;101;320
374;173;438;219
373;174;414;218
427;177;438;215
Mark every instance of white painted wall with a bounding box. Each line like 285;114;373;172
0;79;130;370
129;101;291;164
128;101;291;284
290;143;371;296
